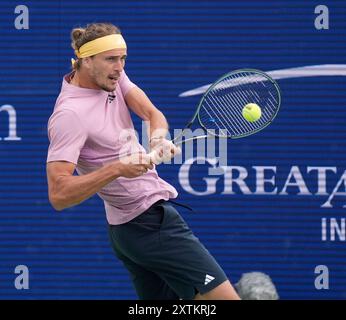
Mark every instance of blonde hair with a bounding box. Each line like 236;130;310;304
71;22;121;70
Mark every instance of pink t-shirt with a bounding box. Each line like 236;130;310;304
47;71;178;225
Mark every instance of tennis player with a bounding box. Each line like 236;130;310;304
46;22;240;300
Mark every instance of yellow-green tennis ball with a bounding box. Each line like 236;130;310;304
242;103;262;122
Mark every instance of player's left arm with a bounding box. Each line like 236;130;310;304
124;86;180;159
125;86;168;143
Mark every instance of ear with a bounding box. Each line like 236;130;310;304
83;57;93;70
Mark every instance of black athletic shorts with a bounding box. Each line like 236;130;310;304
108;200;228;300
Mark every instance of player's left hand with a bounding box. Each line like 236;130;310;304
149;138;181;164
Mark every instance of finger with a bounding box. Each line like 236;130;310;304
148;150;162;165
140;164;149;171
138;168;146;175
143;163;152;169
138;152;143;162
170;142;180;154
174;146;181;155
125;152;144;165
141;154;151;165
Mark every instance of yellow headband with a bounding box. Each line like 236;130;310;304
75;34;127;58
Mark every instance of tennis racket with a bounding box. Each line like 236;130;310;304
149;68;281;164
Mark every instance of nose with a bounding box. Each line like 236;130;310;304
115;58;124;73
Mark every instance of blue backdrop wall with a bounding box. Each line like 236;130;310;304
0;0;345;299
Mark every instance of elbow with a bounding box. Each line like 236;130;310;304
52;203;65;212
50;200;65;212
49;193;66;211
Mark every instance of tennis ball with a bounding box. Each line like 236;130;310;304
242;103;262;122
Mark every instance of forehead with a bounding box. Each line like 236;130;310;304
97;48;127;58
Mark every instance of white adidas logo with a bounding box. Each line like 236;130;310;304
204;274;215;285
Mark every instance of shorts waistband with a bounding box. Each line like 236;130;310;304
150;199;194;212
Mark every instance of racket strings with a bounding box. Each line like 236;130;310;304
201;75;260;134
210;92;250;135
228;73;273;126
198;71;280;138
223;76;260;130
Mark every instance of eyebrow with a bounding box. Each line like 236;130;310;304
105;55;127;59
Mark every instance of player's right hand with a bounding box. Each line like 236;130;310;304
117;153;153;178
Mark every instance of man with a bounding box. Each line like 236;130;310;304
46;22;240;300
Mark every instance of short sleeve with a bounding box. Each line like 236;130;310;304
118;70;137;97
47;109;87;164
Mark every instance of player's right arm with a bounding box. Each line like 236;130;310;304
47;109;152;211
47;157;153;211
